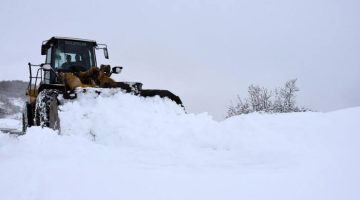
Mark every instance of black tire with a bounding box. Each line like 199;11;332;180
34;89;60;130
22;102;34;134
22;112;27;133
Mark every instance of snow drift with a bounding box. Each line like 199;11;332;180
0;90;359;200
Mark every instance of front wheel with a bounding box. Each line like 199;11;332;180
34;89;60;131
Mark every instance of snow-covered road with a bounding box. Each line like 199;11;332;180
0;91;359;200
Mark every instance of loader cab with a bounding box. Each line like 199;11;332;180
41;37;108;84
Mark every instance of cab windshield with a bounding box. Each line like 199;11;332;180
53;40;96;71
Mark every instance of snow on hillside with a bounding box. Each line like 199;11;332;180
0;80;27;118
0;90;359;200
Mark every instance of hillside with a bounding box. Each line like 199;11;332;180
0;80;27;118
0;90;359;200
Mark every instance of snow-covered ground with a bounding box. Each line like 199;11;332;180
0;90;359;200
0;118;21;130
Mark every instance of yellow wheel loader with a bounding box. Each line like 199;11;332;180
23;37;183;133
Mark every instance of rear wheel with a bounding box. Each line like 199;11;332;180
22;112;27;133
22;102;34;134
34;89;60;130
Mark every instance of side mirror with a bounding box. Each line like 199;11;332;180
104;48;109;59
96;44;109;59
41;63;60;79
112;66;122;74
42;64;52;70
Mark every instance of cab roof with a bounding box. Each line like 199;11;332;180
41;36;98;55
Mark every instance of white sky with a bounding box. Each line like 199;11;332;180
0;0;359;119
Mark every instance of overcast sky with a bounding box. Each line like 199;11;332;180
0;0;359;120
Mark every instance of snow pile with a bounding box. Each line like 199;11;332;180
0;91;359;200
58;90;300;167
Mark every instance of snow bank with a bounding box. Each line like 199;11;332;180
0;91;359;200
58;90;302;167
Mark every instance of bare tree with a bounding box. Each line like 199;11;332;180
226;79;305;118
279;79;299;112
260;87;272;112
247;85;262;112
272;88;283;113
226;96;250;118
